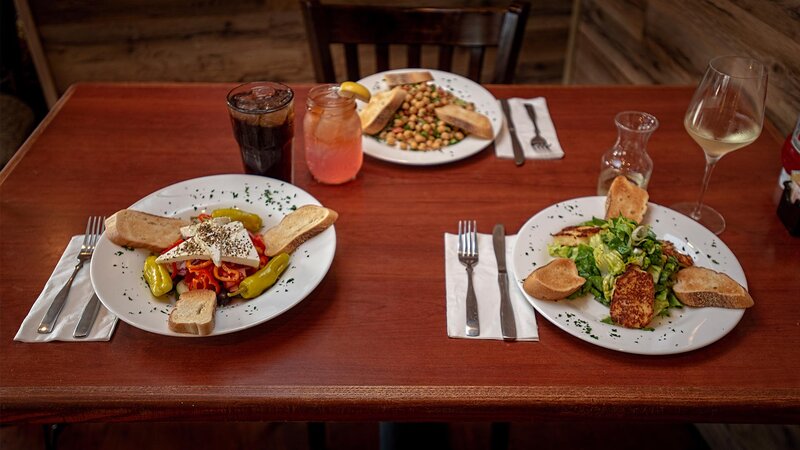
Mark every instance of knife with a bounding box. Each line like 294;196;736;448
492;224;517;341
73;293;101;338
499;99;525;166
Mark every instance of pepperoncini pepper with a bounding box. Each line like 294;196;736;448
229;252;290;299
143;255;173;297
211;208;263;232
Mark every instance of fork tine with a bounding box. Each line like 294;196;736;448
81;218;94;248
457;220;464;254
470;220;477;256
90;216;104;249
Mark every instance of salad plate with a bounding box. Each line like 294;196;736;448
357;68;502;166
90;174;336;337
511;196;746;355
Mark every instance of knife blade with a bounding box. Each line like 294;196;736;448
499;99;525;166
492;224;517;340
73;293;101;338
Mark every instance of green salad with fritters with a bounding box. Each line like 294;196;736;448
547;216;685;318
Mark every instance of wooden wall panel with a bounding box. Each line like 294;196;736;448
570;0;800;136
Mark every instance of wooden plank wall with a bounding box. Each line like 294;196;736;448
22;0;571;98
569;0;800;136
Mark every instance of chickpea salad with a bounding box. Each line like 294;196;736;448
375;82;474;151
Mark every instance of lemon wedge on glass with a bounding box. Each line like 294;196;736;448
338;81;371;102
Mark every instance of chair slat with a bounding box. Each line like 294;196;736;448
468;47;485;82
344;43;360;81
408;44;422;68
376;44;390;72
438;45;454;72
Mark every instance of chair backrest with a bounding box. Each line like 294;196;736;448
300;1;530;84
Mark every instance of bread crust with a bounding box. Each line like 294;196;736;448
360;87;407;135
434;105;493;139
523;258;585;301
673;266;754;308
168;289;217;336
605;176;649;223
262;205;338;257
105;209;189;253
384;71;434;87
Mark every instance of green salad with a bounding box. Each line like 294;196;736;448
547;216;684;318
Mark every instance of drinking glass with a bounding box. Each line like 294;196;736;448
672;56;768;234
226;82;294;182
303;84;363;184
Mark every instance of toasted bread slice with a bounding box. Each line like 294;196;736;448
673;266;754;308
434;105;493;140
552;225;602;246
262;205;338;256
523;258;586;301
105;209;190;253
360;87;407;135
605;176;649;223
610;265;655;329
384;71;434;87
168;289;217;336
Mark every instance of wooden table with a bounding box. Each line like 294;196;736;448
1;83;798;424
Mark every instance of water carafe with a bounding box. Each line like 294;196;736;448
597;111;659;195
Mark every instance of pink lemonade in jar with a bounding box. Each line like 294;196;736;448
304;84;363;184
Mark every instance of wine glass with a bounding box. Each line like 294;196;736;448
672;56;768;234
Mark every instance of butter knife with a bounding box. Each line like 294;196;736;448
73;293;101;338
492;224;517;340
499;99;525;166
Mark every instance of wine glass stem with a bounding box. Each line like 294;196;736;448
692;153;721;219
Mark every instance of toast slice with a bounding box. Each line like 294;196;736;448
605;175;649;223
673;266;754;308
168;289;217;336
384;71;434;87
523;258;586;301
359;87;407;135
105;209;190;253
262;205;338;256
610;265;655;329
434;105;493;140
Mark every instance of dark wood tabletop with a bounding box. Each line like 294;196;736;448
1;83;798;424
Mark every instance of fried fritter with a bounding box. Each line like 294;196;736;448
610;265;655;329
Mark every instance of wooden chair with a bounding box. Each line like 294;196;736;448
300;0;530;84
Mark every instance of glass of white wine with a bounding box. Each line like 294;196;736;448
672;56;768;234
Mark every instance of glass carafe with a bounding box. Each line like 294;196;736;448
597;111;659;195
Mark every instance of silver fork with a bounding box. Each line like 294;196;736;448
38;216;105;334
457;220;480;337
524;103;551;152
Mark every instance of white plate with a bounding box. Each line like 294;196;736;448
90;174;336;337
511;196;747;355
357;68;502;166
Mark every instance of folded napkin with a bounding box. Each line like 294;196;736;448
15;235;118;342
495;97;564;160
444;233;538;340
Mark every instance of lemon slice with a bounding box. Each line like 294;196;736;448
338;81;371;102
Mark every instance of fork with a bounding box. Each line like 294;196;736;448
38;216;105;334
457;220;480;337
524;103;551;152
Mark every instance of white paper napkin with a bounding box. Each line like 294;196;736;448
495;97;564;160
444;233;538;340
15;235;118;342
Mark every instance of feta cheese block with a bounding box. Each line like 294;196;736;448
156;219;260;268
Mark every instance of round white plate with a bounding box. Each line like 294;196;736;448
90;174;336;337
357;68;502;166
511;196;747;355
